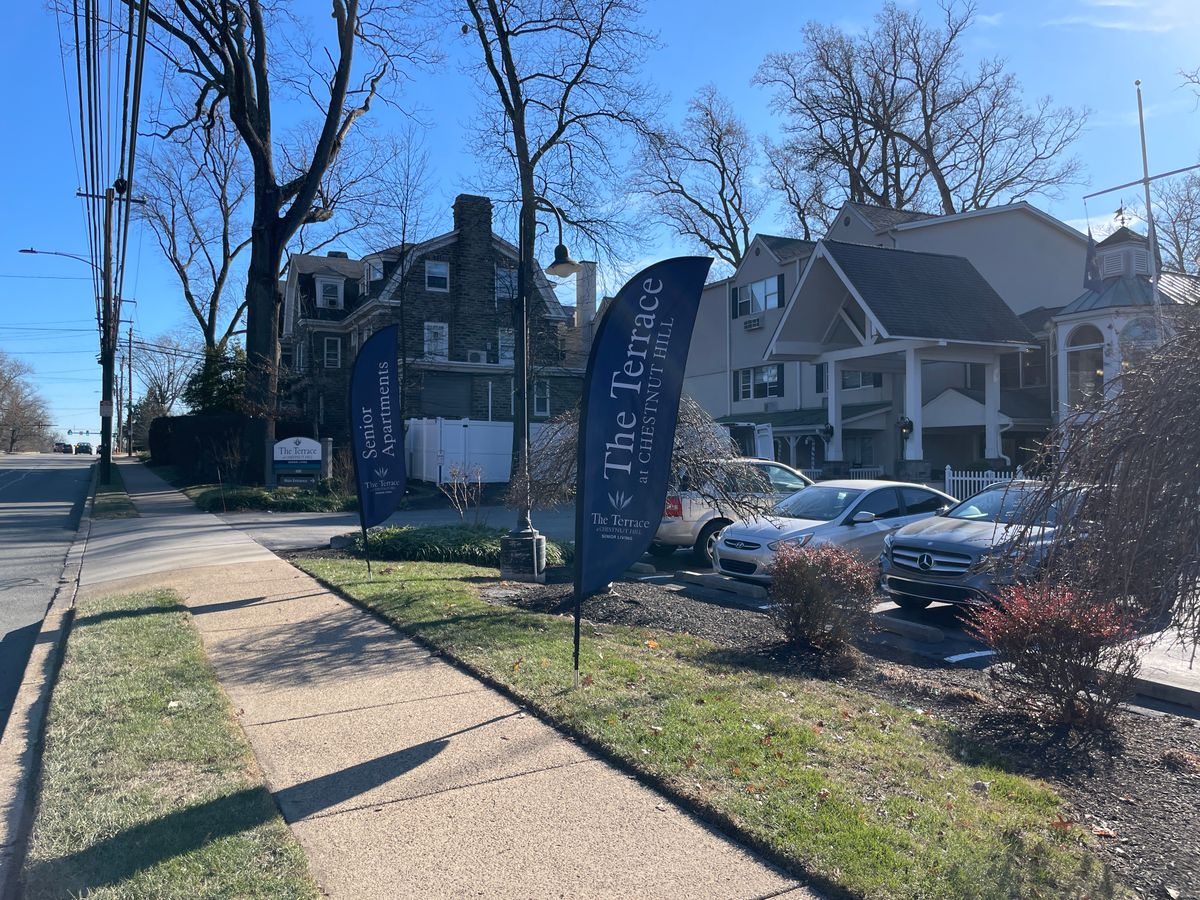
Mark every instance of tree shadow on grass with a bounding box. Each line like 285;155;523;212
23;714;514;896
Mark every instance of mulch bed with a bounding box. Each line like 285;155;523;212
292;548;1200;898
489;570;1200;900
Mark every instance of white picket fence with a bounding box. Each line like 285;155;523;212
847;466;885;479
406;417;545;484
944;464;1025;500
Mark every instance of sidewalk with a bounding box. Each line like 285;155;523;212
77;460;814;899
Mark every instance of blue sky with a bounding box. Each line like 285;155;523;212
3;0;1199;433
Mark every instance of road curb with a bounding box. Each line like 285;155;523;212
1131;674;1200;713
872;612;945;644
0;464;95;900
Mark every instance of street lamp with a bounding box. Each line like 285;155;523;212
500;196;579;583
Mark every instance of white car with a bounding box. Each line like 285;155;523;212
713;480;956;583
650;458;814;565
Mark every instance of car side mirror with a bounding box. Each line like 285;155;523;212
937;505;951;516
851;511;876;525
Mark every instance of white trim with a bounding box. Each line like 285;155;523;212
314;275;344;310
425;259;450;292
533;379;550;417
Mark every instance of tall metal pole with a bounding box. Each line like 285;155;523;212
100;187;115;485
127;325;134;455
1135;81;1163;329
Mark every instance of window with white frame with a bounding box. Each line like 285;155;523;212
424;322;449;360
534;380;550;416
498;327;515;364
368;259;384;281
315;276;343;310
323;336;341;368
734;364;784;400
840;369;882;390
495;265;518;305
425;260;449;292
731;275;782;318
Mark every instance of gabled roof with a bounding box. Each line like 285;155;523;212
889;201;1088;246
1059;271;1200;315
821;241;1036;345
1018;306;1064;333
758;234;816;262
846;202;935;232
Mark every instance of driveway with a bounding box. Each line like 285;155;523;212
219;504;576;551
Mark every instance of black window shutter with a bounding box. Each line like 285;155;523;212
872;372;883;388
730;286;739;318
776;273;785;307
815;363;825;394
732;370;739;400
776;364;785;395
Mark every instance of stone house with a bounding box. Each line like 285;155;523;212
280;194;588;441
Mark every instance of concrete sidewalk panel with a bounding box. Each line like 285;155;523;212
289;759;797;900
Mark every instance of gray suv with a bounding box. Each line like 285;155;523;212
879;481;1061;610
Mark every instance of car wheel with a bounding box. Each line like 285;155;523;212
647;543;677;559
891;594;931;611
694;521;727;567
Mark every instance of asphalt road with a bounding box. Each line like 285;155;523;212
0;453;91;738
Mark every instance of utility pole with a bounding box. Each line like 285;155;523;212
127;325;133;455
100;186;115;485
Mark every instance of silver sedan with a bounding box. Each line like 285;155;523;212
712;480;956;583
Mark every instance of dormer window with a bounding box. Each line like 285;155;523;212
315;276;343;310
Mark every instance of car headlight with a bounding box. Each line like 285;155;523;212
768;533;814;552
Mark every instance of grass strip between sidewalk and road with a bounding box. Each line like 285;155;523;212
298;558;1129;900
91;464;138;519
20;590;317;900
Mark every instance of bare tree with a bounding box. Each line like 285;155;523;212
132;332;199;413
757;2;1086;219
635;86;764;270
137;0;437;435
141;115;251;354
1153;169;1200;274
1010;310;1200;649
508;395;770;513
0;351;53;452
459;0;656;477
761;138;841;240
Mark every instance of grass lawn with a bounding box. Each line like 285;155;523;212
298;559;1128;900
91;465;138;519
21;590;317;899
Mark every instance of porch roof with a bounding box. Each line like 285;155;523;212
716;402;890;430
1059;271;1200;315
821;241;1036;346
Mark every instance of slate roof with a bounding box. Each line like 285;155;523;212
716;403;890;429
1096;226;1146;248
759;234;816;261
1018;306;1064;333
820;241;1036;345
1059;271;1200;315
291;254;363;278
847;202;936;232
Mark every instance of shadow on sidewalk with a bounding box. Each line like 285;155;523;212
22;715;513;894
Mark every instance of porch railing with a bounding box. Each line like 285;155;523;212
847;466;885;479
944;464;1025;500
800;468;823;481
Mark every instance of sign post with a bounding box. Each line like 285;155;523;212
349;325;405;578
572;257;711;685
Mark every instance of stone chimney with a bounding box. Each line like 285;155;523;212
575;260;598;350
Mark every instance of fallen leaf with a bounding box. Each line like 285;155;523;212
1050;814;1075;830
512;658;523;672
581;673;594;687
166;700;183;711
817;788;830;802
774;750;784;760
645;639;659;649
1091;826;1118;838
684;756;697;769
841;709;851;721
732;766;742;777
1166;888;1180;899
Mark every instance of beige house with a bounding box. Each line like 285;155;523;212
681;201;1154;479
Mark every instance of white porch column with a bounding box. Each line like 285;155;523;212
903;347;924;461
984;360;1001;459
827;359;843;461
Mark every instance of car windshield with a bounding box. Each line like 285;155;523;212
772;486;862;521
947;486;1060;526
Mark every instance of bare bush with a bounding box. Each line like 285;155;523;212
1009;311;1200;650
439;464;485;525
768;543;878;653
507;395;769;517
968;582;1141;729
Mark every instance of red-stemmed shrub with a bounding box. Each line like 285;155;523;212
967;582;1142;729
768;543;878;654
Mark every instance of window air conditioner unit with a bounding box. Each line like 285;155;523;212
743;315;762;331
467;350;488;364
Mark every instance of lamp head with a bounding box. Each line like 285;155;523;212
545;243;581;277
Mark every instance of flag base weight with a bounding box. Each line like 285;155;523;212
499;531;546;583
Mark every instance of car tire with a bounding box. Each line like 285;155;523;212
891;594;931;611
647;543;677;559
694;521;728;567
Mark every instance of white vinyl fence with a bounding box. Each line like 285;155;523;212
406;417;547;484
847;466;885;479
943;464;1025;501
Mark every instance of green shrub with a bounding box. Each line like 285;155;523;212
356;524;571;567
189;484;356;513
